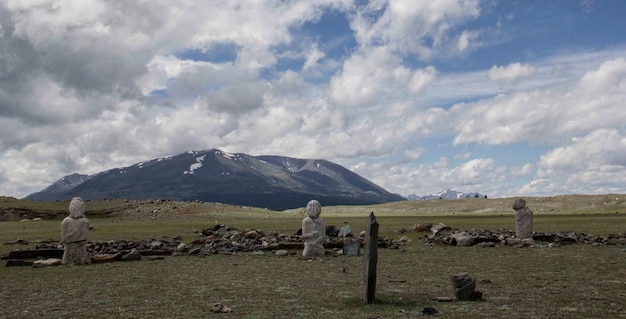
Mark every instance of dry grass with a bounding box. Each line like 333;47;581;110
1;195;625;318
1;243;624;318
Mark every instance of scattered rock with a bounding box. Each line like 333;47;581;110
32;258;62;268
413;223;433;232
122;250;142;261
176;243;187;252
91;252;123;263
421;307;439;315
505;238;521;246
424;229;625;247
149;241;163;249
450;272;482;301
7;224;623;267
521;238;535;246
431;223;451;233
210;303;233;313
451;232;474;246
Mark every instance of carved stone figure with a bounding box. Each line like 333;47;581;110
61;197;90;265
301;200;326;257
513;198;534;239
338;221;352;238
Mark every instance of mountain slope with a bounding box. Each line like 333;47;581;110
25;149;405;210
25;173;91;201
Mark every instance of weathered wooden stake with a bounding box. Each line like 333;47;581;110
363;212;378;304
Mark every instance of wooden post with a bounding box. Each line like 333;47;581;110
363;212;378;304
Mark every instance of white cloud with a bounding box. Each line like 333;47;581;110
453;57;626;146
488;62;536;84
302;43;326;72
0;1;625;201
520;129;626;195
329;47;401;108
457;29;479;52
352;0;481;60
410;66;438;93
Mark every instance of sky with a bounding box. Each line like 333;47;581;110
1;0;626;199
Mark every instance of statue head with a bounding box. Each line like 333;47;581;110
305;200;321;218
512;198;526;211
69;197;86;219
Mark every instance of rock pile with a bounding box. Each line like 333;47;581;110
3;224;409;266
423;227;626;247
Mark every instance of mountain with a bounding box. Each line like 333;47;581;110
25;149;405;210
406;189;485;200
26;173;92;200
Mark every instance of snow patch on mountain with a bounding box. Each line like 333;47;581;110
184;155;206;175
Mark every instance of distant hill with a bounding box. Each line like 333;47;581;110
25;149;405;210
406;188;485;200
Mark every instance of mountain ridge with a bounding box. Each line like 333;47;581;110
406;188;485;200
25;149;405;210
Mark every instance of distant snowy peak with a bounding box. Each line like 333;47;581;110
51;173;92;190
407;189;485;200
24;173;92;201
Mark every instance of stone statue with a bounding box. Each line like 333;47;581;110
513;198;533;239
61;197;91;265
301;200;326;257
338;221;352;238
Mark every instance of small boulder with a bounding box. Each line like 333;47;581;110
521;238;535;246
149;241;163;249
413;223;433;232
506;238;522;246
210;303;233;313
421;307;439;315
432;223;451;233
451;232;474;246
122;250;142;261
275;249;289;257
176;243;188;252
91;252;123;263
450;272;482;301
32;258;62;268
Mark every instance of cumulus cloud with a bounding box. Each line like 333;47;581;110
409;66;438;93
0;1;625;200
488;62;536;84
453;57;626;146
352;0;481;59
520;129;626;195
457;30;480;52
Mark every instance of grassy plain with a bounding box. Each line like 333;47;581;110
1;195;625;318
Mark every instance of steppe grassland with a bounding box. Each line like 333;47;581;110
1;196;625;318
